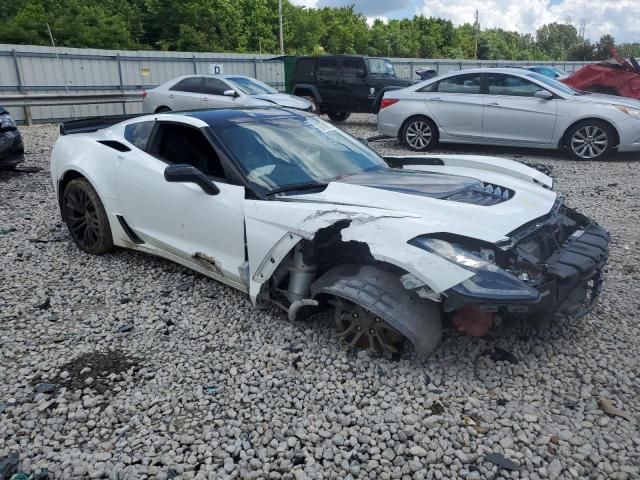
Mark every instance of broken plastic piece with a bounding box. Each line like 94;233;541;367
485;452;519;470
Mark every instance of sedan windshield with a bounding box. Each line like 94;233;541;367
525;72;582;96
367;58;396;76
226;77;277;95
216;116;387;194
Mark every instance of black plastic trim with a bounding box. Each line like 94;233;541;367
116;215;144;244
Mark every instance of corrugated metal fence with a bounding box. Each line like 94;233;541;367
0;43;590;123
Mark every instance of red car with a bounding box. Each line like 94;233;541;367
562;49;640;98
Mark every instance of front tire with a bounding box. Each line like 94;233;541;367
565;120;615;160
327;111;351;122
62;178;114;254
401;116;439;151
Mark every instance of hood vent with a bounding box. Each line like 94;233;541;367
445;182;514;206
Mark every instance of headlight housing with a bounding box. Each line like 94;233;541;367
0;113;17;130
409;237;540;301
614;105;640;119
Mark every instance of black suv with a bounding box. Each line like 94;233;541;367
289;55;413;121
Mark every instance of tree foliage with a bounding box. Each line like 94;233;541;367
0;1;633;61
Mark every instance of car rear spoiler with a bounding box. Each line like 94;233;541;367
59;114;143;135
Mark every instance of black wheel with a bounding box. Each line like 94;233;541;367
401;116;439;151
585;86;618;96
314;265;442;357
63;178;114;254
565;120;615;160
155;106;171;113
327;111;351;122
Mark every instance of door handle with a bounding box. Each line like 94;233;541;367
168;94;174;99
487;102;500;106
429;97;443;102
201;97;209;102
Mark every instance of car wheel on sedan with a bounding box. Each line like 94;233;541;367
327;111;351;122
566;120;615;161
62;178;114;254
401;116;438;151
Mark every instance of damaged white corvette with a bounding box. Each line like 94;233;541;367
51;108;609;356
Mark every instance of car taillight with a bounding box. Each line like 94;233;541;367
380;98;399;109
142;90;147;99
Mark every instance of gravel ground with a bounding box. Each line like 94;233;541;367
0;117;639;480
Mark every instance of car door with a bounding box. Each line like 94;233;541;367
316;57;341;108
420;72;484;139
117;119;246;283
168;77;204;110
483;73;557;145
202;77;238;108
339;58;368;112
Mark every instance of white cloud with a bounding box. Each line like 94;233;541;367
419;0;639;43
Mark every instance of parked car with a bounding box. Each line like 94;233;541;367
51;107;609;356
0;106;24;170
290;55;413;121
523;66;569;80
143;75;314;114
562;49;640;98
378;67;640;160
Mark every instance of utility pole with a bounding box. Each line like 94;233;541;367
474;10;479;60
279;0;284;55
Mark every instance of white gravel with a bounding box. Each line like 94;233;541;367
0;117;639;480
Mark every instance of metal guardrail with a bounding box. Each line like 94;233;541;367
0;92;145;125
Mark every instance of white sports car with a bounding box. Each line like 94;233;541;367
50;108;609;356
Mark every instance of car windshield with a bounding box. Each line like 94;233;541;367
216;116;387;194
367;58;396;76
226;77;277;95
525;72;583;96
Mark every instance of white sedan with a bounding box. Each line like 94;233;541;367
377;67;640;160
51;107;609;356
143;74;314;113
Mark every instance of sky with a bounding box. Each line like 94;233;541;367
290;0;638;43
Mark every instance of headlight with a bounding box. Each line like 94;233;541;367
409;237;540;301
614;105;640;119
0;113;17;129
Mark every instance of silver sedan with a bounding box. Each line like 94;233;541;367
143;74;314;114
377;68;640;160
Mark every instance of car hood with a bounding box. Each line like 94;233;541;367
572;92;640;108
253;93;312;110
278;169;557;243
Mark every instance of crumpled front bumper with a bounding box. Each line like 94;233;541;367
445;223;610;319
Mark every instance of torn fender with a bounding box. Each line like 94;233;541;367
244;199;474;303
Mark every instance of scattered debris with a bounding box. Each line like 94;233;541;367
291;355;302;369
429;401;445;415
481;347;518;364
0;227;16;235
12;166;43;174
598;397;633;421
34;383;57;394
463;414;489;434
484;452;519;471
497;399;508;406
0;451;19;480
118;324;133;333
549;434;560;445
35;298;50;310
205;386;223;394
176;281;193;291
0;403;6;414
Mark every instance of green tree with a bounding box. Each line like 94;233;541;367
595;34;615;60
536;22;580;60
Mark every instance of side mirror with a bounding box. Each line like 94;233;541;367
223;89;238;97
164;164;219;195
534;90;553;100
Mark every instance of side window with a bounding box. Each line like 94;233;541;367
417;82;438;93
435;74;482;94
293;58;316;81
204;77;230;95
342;59;365;78
147;123;227;179
318;58;338;76
487;74;542;97
124;121;155;150
170;77;203;93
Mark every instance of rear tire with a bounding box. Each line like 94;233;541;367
63;178;114;254
327;111;351;122
565;120;615;161
401;116;439;151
